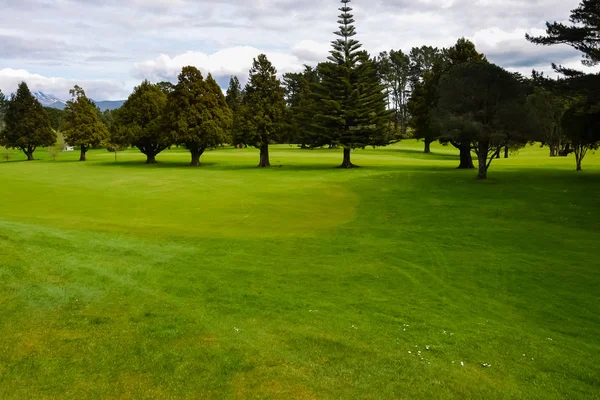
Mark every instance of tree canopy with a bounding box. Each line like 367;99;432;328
165;66;233;166
0;82;55;160
436;62;531;179
62;85;109;161
112;80;170;163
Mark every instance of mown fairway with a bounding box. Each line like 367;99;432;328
0;141;599;399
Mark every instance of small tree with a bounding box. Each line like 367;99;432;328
561;101;600;170
165;66;232;166
62;85;109;161
0;82;55;160
238;54;286;167
436;62;530;180
48;131;66;161
527;87;569;156
112;81;170;164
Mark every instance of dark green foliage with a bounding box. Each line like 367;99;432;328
44;107;64;131
409;46;444;84
0;82;55;160
238;54;286;167
165;66;233;166
412;38;486;165
436;62;531;179
112;81;170;164
62;85;109;161
312;0;393;168
283;66;319;147
526;0;600;72
527;87;569;156
376;50;411;135
157;81;175;95
226;76;244;148
561;101;600;170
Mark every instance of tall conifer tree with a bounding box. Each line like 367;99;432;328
0;82;55;160
312;0;392;168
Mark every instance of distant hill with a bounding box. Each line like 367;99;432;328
32;91;124;112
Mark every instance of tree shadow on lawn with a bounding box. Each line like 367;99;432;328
91;159;461;173
379;147;460;160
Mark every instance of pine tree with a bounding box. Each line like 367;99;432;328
238;54;286;167
225;76;244;148
0;82;55;160
61;85;109;161
112;81;170;164
313;0;393;168
165;67;232;166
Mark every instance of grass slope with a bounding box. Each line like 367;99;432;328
0;142;599;399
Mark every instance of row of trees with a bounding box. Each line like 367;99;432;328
1;0;598;178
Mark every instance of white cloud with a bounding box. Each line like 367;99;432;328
132;46;305;84
0;68;128;100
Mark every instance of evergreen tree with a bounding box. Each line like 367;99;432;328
225;76;244;148
44;107;64;131
0;82;55;160
165;67;232;166
312;0;393;168
562;100;600;171
61;85;109;161
376;50;411;135
112;80;170;164
283;66;319;147
238;54;286;167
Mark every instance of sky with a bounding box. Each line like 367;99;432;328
0;0;594;101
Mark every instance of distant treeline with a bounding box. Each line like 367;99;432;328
1;0;599;178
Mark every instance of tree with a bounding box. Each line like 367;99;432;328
283;66;320;147
165;66;232;166
377;50;412;135
561;101;600;170
157;81;175;95
225;76;245;148
238;54;286;167
0;82;55;160
312;0;393;168
61;85;109;161
436;62;530;180
112;81;170;163
44;107;64;131
527;87;569;156
526;0;600;74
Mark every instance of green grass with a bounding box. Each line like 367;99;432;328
0;141;599;399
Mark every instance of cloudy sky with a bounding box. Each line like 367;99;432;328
0;0;593;100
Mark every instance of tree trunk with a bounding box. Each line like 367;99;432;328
258;144;271;168
457;143;474;169
189;147;205;167
25;152;34;161
504;146;509;159
495;150;501;159
145;153;157;164
424;140;431;154
576;159;582;171
339;147;358;168
79;146;87;162
477;150;488;180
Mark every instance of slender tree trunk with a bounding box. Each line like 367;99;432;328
457;143;474;169
424;140;431;154
258;144;271;168
504;146;509;159
495;150;501;159
145;153;157;164
477;150;488;180
79;145;87;161
339;147;358;168
189;147;205;167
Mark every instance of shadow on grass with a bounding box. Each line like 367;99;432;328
381;147;460;160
